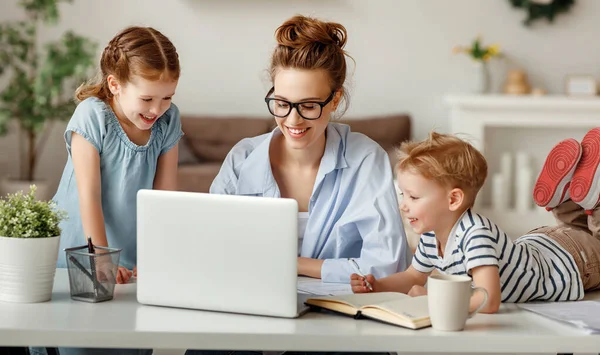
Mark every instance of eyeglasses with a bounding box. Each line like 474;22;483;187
264;87;336;120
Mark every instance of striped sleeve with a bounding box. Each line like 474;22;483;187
411;234;435;273
461;227;500;272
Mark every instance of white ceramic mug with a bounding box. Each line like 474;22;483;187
427;274;488;331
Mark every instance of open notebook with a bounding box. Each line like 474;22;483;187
305;292;430;329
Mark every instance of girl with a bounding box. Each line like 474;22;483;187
210;15;410;283
54;26;182;283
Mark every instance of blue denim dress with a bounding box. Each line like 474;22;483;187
53;97;183;269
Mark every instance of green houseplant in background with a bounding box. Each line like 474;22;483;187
0;185;67;302
0;0;96;199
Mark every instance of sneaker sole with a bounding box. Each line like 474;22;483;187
570;127;600;212
533;138;582;209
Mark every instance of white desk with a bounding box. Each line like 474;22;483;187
0;269;599;354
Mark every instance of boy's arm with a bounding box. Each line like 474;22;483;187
352;265;429;293
470;265;501;314
378;265;429;292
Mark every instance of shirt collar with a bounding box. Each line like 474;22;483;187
444;209;470;257
236;123;350;196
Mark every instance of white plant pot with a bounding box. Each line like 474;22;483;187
0;235;60;303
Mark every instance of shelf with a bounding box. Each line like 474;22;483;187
445;94;600;111
445;94;592;240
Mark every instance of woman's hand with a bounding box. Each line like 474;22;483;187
350;273;377;293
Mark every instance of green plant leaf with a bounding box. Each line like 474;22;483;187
0;0;97;180
0;185;67;238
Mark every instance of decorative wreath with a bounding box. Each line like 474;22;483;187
509;0;575;26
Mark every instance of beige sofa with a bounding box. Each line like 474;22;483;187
177;114;412;193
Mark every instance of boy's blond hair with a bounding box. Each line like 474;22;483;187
396;131;488;208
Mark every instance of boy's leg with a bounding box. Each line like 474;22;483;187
538;225;600;291
533;138;581;210
589;205;600;241
570;127;600;213
551;199;588;230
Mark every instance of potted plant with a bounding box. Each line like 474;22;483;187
0;0;96;200
0;185;67;302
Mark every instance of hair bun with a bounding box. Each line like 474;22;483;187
275;15;347;50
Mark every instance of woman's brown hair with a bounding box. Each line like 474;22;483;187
75;26;180;102
270;15;352;115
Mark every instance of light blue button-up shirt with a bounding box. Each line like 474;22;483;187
210;123;410;282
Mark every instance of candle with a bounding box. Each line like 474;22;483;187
516;167;533;212
500;152;513;208
492;173;508;211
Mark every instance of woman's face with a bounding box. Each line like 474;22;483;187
270;68;341;151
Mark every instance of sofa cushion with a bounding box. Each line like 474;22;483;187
340;115;411;152
181;116;274;162
340;114;411;168
178;137;200;164
177;163;223;193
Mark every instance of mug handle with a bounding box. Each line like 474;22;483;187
468;286;488;318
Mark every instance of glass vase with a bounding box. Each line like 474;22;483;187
473;60;491;94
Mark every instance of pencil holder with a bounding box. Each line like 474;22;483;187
64;245;122;303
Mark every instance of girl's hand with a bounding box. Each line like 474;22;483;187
350;273;377;293
116;266;133;284
133;266;137;277
408;285;427;297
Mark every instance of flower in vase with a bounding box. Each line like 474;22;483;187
453;36;501;62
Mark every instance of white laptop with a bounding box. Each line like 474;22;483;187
136;189;310;318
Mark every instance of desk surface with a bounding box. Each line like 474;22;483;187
0;269;598;353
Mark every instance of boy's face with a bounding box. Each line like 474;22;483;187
397;169;453;236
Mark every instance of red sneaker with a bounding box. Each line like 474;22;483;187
570;127;600;214
533;138;582;210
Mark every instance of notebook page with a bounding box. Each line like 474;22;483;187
366;295;429;320
297;278;352;296
307;292;410;308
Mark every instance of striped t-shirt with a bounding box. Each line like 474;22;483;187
412;209;584;302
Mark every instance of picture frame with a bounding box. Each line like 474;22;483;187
565;75;598;96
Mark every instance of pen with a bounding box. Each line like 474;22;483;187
87;237;100;299
68;255;109;295
348;258;373;291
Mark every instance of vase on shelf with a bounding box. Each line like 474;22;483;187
473;61;491;94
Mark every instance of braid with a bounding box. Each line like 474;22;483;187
75;26;180;102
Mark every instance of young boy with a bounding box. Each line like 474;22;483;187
351;129;600;314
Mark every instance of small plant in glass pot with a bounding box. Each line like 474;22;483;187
0;185;67;303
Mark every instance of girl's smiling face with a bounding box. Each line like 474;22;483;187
109;75;178;131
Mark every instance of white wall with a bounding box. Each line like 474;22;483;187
2;0;600;186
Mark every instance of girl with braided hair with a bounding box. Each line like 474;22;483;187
53;26;182;284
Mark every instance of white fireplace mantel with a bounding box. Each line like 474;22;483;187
446;94;600;151
445;94;600;238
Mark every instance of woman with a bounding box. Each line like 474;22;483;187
210;15;410;283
